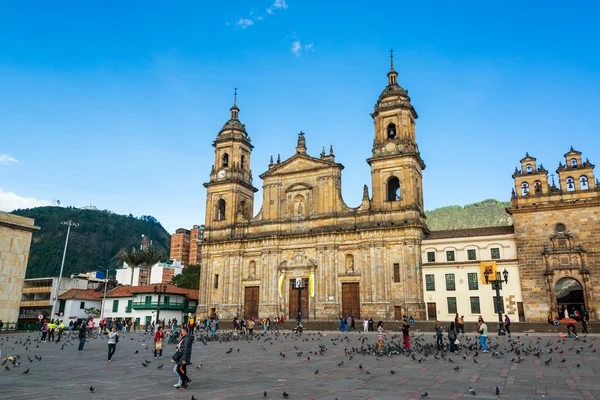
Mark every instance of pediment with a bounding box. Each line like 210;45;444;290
259;154;341;178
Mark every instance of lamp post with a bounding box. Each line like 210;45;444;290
293;278;307;326
484;268;509;336
98;267;115;322
153;283;168;326
51;220;79;319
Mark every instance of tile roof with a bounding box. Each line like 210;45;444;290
58;289;103;301
106;283;198;300
425;225;514;240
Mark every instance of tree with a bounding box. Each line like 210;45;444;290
139;247;165;276
117;247;141;286
84;307;101;318
171;264;201;290
95;279;119;293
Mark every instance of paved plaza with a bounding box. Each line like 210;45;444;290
0;329;599;399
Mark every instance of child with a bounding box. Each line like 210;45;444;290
377;321;389;353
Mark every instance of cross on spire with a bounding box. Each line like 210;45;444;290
234;87;237;106
389;48;394;70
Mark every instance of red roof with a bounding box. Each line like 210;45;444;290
106;283;198;300
58;289;103;301
425;225;514;240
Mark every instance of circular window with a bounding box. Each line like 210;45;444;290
555;223;566;233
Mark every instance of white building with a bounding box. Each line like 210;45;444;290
19;277;94;321
115;260;184;287
57;289;103;321
101;283;198;327
421;226;524;323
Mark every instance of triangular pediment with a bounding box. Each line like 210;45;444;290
259;154;342;179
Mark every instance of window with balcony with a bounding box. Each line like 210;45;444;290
427;252;435;262
446;251;455;262
467;249;476;261
445;274;456;291
468;273;479;290
425;274;435;291
447;297;457;314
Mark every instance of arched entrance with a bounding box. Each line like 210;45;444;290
555;278;585;317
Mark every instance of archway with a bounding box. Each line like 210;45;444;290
555;277;585;317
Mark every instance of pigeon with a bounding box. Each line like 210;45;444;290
337;361;344;366
495;386;500;395
134;350;139;354
89;386;95;392
359;364;363;370
156;364;164;369
469;387;476;395
144;360;151;364
192;396;197;400
454;366;460;371
142;362;148;367
22;368;29;374
314;369;319;374
264;391;268;397
390;370;396;374
282;391;289;398
4;366;10;371
421;392;428;398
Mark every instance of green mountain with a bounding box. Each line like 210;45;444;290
11;206;171;279
425;199;513;231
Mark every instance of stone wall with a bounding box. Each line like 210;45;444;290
0;211;39;322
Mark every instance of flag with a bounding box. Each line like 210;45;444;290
480;261;497;284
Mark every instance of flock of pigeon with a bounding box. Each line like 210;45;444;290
0;328;597;398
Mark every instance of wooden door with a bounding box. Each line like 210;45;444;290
288;280;309;321
394;306;403;321
243;286;260;319
517;302;525;322
427;302;437;321
341;283;360;319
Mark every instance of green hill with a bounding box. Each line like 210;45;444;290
425;199;513;231
11;206;171;279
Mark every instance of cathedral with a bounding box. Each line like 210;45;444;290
197;54;600;323
198;54;428;321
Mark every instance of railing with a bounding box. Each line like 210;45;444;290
131;302;188;311
20;300;51;307
0;322;42;332
21;287;52;294
184;306;197;313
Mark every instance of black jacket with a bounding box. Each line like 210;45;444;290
78;327;87;339
179;334;193;364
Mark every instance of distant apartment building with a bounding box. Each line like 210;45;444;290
115;260;183;286
170;225;204;266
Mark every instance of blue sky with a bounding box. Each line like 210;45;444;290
1;1;599;233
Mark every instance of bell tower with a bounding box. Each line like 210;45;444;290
203;90;258;231
367;51;426;212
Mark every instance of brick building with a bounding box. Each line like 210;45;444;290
170;228;190;266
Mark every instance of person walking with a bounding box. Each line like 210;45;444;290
448;322;457;353
363;318;369;332
55;320;65;342
401;319;411;352
368;317;374;332
458;315;465;333
377;321;389;353
107;326;119;361
176;327;193;389
154;326;165;359
504;314;511;337
78;324;87;351
478;320;489;353
434;321;443;350
41;320;49;342
339;317;346;332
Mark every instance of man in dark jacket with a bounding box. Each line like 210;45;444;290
78;324;87;351
176;327;193;388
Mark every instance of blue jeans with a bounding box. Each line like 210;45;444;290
78;337;86;350
449;339;455;352
436;334;443;349
174;363;182;385
480;336;488;351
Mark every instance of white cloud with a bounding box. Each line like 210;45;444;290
0;188;53;212
267;0;288;14
236;18;254;29
291;40;302;56
0;154;18;165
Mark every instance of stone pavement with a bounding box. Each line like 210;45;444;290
0;329;599;399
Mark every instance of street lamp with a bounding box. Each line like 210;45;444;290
51;220;78;319
98;267;116;322
484;268;509;336
153;284;168;326
293;278;308;326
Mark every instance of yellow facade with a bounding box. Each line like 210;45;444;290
199;56;428;321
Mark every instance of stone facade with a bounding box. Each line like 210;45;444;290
199;57;428;321
508;149;600;322
0;211;39;322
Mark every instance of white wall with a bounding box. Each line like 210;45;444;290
101;293;192;326
115;265;140;286
62;299;102;321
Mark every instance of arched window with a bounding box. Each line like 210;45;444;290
387;177;400;201
521;182;529;196
216;199;226;221
222;153;229;168
533;181;542;193
241;155;246;170
580;175;589;190
571;158;577;167
387;123;396;139
526;164;533;173
566;177;575;192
